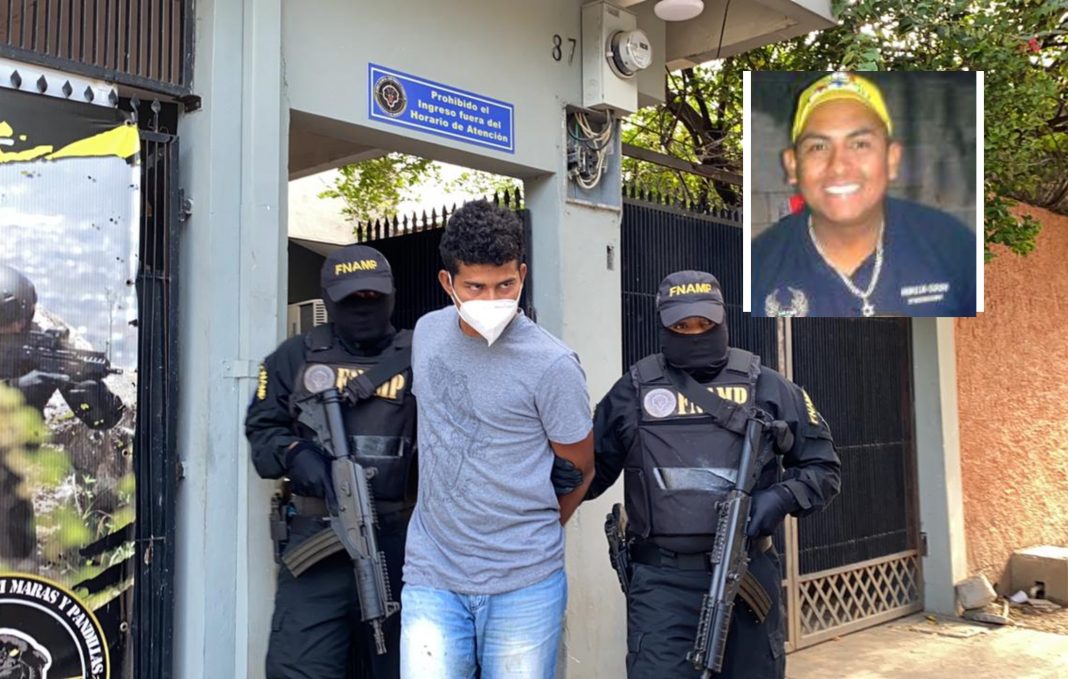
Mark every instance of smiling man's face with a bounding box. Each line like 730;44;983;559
783;99;902;232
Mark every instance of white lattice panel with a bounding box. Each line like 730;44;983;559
798;551;921;638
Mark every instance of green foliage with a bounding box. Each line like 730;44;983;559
0;383;135;592
984;193;1042;260
626;0;1067;256
0;384;48;452
622;62;743;209
0;385;64;508
116;471;136;499
38;506;92;561
318;153;439;224
319;154;520;238
8;446;72;491
443;169;519;199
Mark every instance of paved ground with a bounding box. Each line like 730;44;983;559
1012;602;1068;636
787;614;1068;678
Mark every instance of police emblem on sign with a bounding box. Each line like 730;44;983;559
643;388;677;419
0;574;110;678
373;76;407;117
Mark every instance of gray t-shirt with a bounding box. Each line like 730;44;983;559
404;305;592;594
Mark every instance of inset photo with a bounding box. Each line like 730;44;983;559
744;71;982;318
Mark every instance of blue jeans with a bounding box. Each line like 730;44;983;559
400;569;567;679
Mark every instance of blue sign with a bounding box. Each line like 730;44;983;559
368;64;515;153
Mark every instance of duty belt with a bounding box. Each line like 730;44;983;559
290;494;409;518
630;537;772;570
290;495;328;516
629;538;774;623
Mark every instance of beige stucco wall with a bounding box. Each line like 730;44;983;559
955;203;1068;591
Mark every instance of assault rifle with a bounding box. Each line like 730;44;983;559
0;328;119;382
287;363;399;655
687;415;773;678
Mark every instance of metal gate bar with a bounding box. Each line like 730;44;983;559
132;108;180;679
787;317;921;648
620;197;776;370
0;0;193;95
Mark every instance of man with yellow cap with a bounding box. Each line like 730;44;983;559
752;72;976;317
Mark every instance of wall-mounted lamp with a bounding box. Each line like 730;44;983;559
654;0;704;22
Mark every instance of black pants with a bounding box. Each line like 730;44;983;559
0;462;36;560
626;547;785;679
266;512;408;679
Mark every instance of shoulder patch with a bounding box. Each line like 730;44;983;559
801;388;821;426
257;364;268;401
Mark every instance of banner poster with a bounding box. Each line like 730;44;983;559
0;86;140;679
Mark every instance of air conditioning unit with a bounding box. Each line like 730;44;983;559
287;298;329;337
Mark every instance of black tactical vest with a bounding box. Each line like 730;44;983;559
291;324;417;506
624;348;762;554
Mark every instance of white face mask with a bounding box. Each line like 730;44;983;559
448;274;522;346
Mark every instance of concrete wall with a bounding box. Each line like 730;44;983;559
750;71;977;237
174;0;286;676
912;317;968;615
956;204;1068;592
284;0;665;178
526;174;626;678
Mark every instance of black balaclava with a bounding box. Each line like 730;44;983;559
660;322;730;379
324;293;396;354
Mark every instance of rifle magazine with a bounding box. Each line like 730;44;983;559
738;571;772;622
281;527;345;577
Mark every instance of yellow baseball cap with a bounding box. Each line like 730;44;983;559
791;72;892;142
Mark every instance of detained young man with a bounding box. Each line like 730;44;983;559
400;200;595;679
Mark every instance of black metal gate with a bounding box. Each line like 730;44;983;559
620;188;922;650
0;0;195;96
49;99;179;679
621;189;776;369
786;317;922;647
289;192;532;330
132;101;180;679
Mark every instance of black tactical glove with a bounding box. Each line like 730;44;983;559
66;380;125;429
16;370;69;391
550;454;584;496
285;441;336;507
747;485;798;538
770;420;794;454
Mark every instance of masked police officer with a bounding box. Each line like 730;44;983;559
246;245;417;679
587;270;841;679
1;263;125;562
0;263;124;429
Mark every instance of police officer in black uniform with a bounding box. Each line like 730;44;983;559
0;263;124;429
587;270;841;679
245;245;416;679
0;264;125;561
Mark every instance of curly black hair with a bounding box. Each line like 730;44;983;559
439;200;524;275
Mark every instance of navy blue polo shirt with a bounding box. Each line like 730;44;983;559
752;198;976;317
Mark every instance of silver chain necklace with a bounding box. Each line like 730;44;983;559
808;218;885;317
